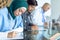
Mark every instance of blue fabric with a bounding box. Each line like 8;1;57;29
42;14;45;22
0;7;23;32
40;8;45;23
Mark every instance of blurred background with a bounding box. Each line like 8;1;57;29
1;0;60;40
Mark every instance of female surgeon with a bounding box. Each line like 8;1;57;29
0;0;28;38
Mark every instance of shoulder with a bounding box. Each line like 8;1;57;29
32;7;41;15
21;11;28;17
0;7;8;15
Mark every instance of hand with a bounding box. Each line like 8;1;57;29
7;31;17;38
50;33;60;40
31;25;38;35
44;22;48;29
44;22;48;26
31;25;38;30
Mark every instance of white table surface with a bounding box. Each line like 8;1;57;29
0;27;23;40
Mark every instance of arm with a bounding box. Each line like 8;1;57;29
7;16;23;38
0;14;4;32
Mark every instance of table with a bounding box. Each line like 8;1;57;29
0;27;23;40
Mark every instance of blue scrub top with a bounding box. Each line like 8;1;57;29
0;7;23;32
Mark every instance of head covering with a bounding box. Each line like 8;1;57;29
8;0;28;19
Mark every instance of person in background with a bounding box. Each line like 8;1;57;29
31;3;51;40
7;0;13;7
0;0;7;8
0;0;28;38
21;0;38;40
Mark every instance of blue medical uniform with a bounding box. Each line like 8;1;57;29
0;7;23;32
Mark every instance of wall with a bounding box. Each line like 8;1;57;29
51;0;60;20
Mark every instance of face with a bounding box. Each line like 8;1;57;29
14;7;26;16
28;5;36;13
43;5;50;12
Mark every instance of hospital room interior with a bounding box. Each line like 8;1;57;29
0;0;60;40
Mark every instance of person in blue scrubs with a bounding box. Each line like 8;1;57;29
0;0;28;38
31;3;50;40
